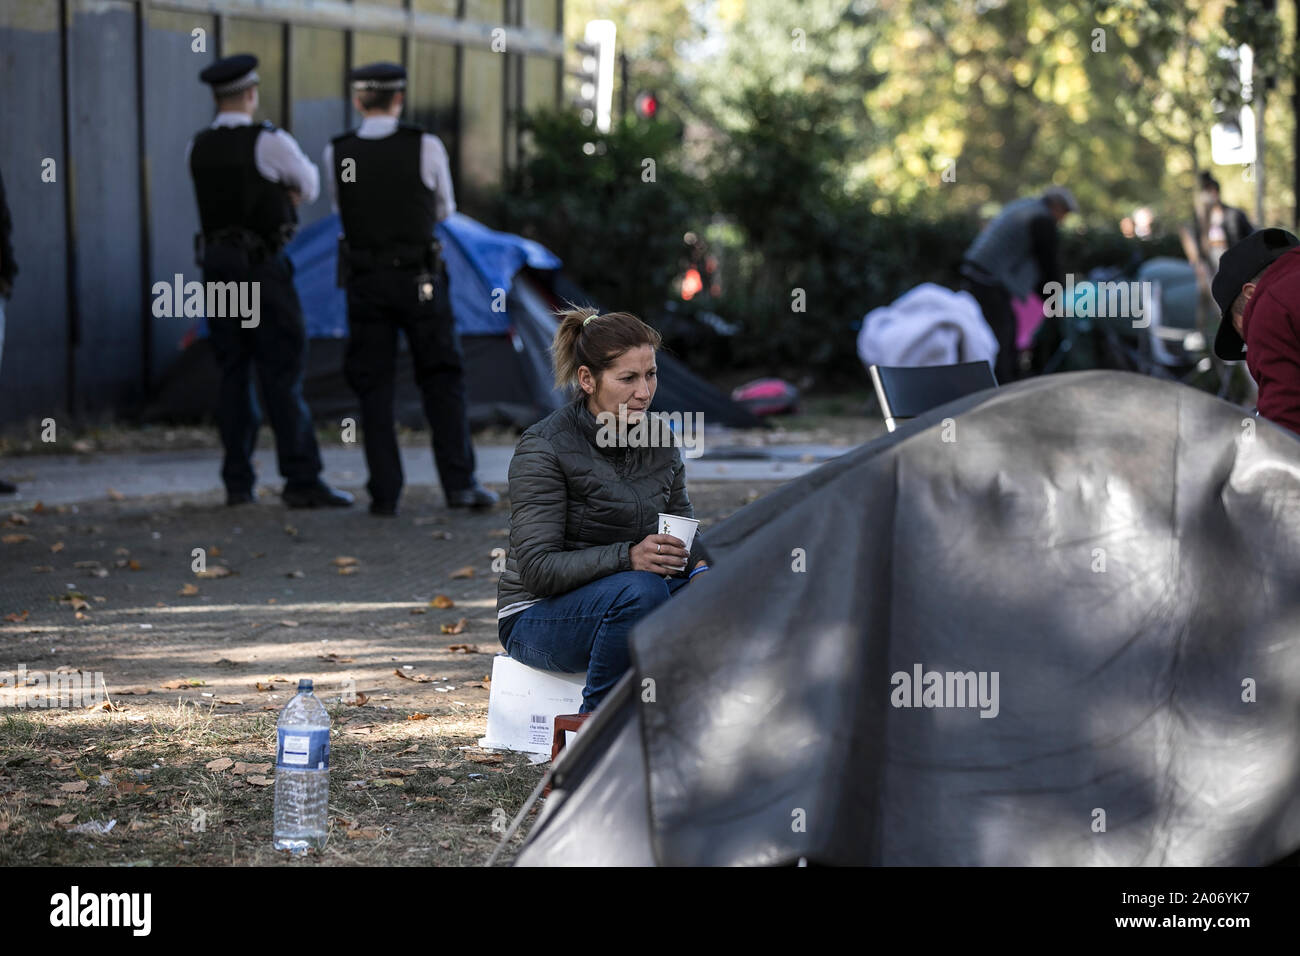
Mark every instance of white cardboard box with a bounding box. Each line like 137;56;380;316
478;655;586;755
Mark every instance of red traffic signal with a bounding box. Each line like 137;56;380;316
634;91;658;120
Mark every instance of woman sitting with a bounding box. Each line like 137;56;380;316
496;307;712;713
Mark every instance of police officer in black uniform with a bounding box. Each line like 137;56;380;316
324;62;497;516
189;54;353;509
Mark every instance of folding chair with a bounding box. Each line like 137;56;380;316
868;361;998;432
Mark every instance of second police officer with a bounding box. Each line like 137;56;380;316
324;62;497;517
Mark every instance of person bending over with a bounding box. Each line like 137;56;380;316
496;307;712;713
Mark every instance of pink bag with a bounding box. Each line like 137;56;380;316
1013;293;1045;351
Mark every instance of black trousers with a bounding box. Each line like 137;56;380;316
961;276;1018;384
204;249;323;495
343;265;476;505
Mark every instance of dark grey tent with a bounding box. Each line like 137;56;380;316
516;371;1300;866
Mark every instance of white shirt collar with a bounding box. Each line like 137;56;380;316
211;111;254;128
357;115;400;138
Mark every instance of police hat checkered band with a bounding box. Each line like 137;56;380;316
212;70;259;96
351;76;406;91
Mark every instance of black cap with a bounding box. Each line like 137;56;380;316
199;54;259;96
349;62;406;91
1212;227;1300;360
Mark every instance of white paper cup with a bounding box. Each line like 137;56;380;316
658;513;699;570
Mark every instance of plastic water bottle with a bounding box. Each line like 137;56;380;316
273;679;331;852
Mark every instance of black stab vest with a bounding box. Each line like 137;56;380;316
189;122;296;244
331;125;437;250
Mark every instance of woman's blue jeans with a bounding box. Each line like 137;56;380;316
498;570;692;714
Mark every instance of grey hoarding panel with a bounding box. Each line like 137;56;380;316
0;2;69;424
145;10;215;383
68;0;144;415
291;25;346;228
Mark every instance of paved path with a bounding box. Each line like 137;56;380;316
0;442;852;507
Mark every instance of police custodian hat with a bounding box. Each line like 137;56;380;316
199;54;260;96
349;62;407;91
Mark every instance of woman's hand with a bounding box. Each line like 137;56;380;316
631;533;688;575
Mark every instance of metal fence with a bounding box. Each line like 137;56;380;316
0;0;563;424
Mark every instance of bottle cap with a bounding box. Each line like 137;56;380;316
298;678;312;692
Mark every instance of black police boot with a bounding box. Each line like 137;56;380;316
0;479;16;495
369;500;399;517
226;488;255;506
282;482;355;509
446;481;498;510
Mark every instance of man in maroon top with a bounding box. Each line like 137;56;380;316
1213;228;1300;437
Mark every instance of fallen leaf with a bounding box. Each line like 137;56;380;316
245;775;274;787
116;781;150;794
409;608;427;615
107;488;125;501
194;565;230;579
6;512;29;525
439;840;452;850
318;653;353;663
394;744;418;755
40;798;65;807
254;682;274;692
345;692;369;706
447;643;481;654
178;583;199;596
429;530;453;540
278;620;300;628
161;678;206;689
4;611;29;623
31;565;53;573
3;533;34;544
232;762;272;775
205;758;234;772
332;556;359;567
50;541;65;553
449;565;476;579
406;712;432;721
466;752;504;765
433;776;455;788
127;559;142;571
368;778;404;787
380;767;417;777
61;596;89;611
430;595;454;609
209;546;222;557
466;680;490;689
217;698;243;706
343;725;375;735
284;525;298;537
59;781;89;793
54;813;77;826
440;618;469;636
346;828;381;839
393;669;435;683
86;698;124;712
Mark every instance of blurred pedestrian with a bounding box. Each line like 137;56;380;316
324;62;496;516
188;54;352;509
960;186;1076;383
1213;227;1300;436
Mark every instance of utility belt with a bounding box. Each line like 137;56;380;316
195;224;295;268
337;238;443;283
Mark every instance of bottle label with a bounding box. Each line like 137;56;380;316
277;728;330;770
